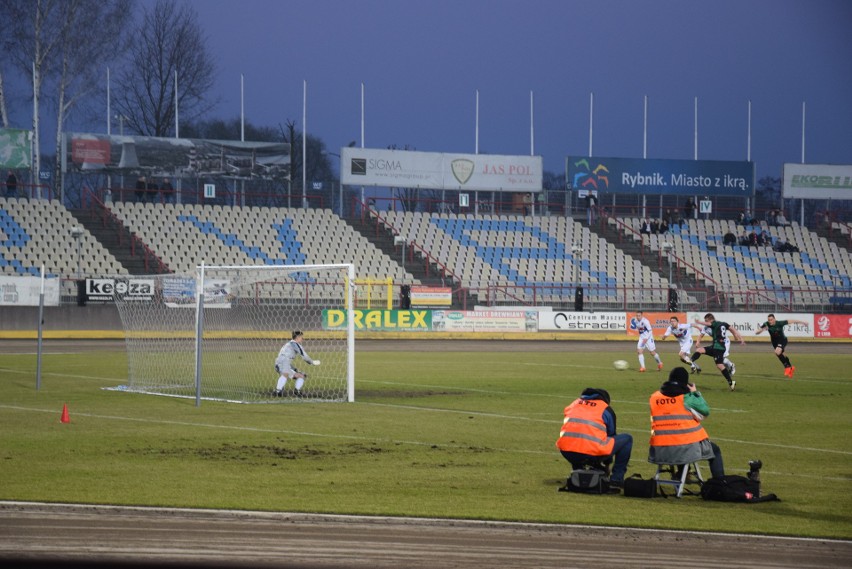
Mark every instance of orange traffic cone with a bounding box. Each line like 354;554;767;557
60;403;70;424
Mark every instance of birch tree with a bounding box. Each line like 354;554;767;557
51;0;133;193
0;0;65;191
0;0;132;199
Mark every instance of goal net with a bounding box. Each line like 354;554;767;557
111;264;355;404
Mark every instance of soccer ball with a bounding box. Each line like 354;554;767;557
613;360;629;371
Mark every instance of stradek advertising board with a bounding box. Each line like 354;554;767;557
566;156;754;196
537;311;627;332
341;147;542;192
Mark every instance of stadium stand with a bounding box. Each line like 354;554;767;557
619;216;852;310
378;211;675;309
107;202;418;301
1;197;124;286
3;194;850;311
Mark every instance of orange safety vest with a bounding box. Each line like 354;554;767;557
649;390;708;447
556;398;615;456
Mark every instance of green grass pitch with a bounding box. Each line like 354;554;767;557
1;344;850;539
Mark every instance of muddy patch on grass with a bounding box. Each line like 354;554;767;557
120;441;390;466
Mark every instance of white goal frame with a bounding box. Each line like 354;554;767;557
113;263;355;406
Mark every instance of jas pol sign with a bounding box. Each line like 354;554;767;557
85;278;154;302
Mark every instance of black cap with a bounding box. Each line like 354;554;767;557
668;367;690;386
581;387;611;405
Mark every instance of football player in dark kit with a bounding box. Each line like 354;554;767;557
756;314;808;378
690;314;745;391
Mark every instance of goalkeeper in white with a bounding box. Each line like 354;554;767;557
274;330;320;397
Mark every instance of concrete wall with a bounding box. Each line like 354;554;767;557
1;304;123;333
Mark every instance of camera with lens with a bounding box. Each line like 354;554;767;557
748;459;762;482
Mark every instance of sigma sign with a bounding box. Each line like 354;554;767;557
341;147;542;192
85;278;155;302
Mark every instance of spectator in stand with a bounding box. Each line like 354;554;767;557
766;209;778;226
640;219;652;235
723;231;737;246
146;177;159;203
760;229;771;246
5;171;17;198
650;219;660;234
135;176;147;203
775;210;790;226
586;192;598;224
659;218;669;234
773;237;786;252
664;209;675;227
684;198;695;220
736;211;745;225
160;177;174;204
749;230;759;247
738;232;751;247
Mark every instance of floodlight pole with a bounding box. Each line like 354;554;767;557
662;242;673;284
571;245;584;312
71;227;83;280
395;236;406;271
571;245;583;286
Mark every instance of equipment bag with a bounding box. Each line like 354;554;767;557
623;474;658;498
559;469;610;494
700;475;779;503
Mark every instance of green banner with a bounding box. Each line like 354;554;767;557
323;309;432;331
0;128;33;169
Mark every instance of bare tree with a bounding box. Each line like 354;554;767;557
1;0;66;191
51;0;133;196
0;0;132;199
280;119;336;209
113;0;216;137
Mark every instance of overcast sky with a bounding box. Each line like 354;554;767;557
12;0;852;179
188;0;851;179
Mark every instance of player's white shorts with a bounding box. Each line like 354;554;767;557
678;337;694;354
637;336;656;352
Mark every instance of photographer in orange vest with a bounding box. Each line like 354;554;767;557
649;367;725;479
556;388;632;488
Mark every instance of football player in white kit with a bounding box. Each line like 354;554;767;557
632;310;663;372
659;316;701;373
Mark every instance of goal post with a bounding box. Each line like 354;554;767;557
112;263;355;405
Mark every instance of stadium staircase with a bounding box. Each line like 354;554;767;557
344;213;479;309
814;223;852;252
68;206;170;275
593;215;725;311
